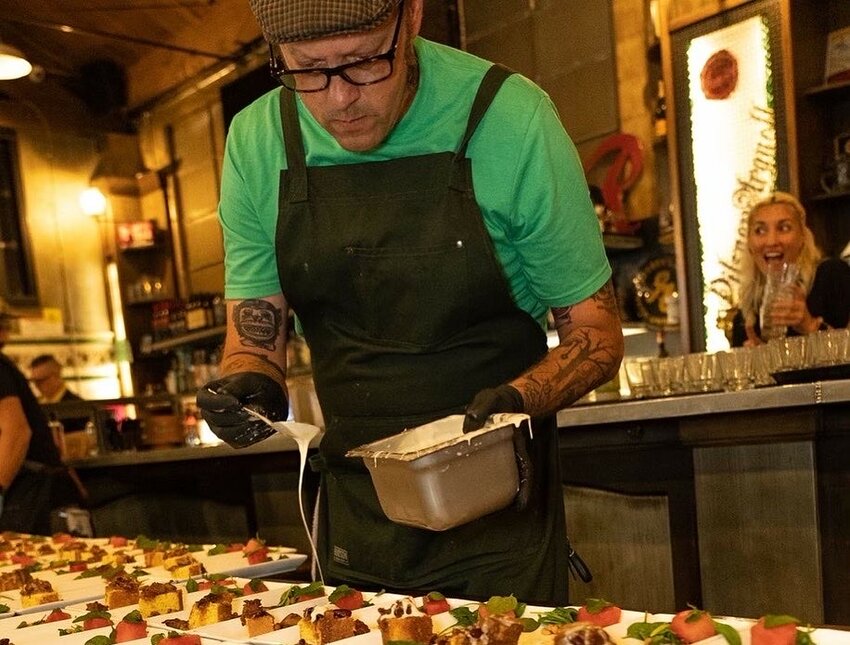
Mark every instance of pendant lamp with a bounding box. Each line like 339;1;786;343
0;42;33;80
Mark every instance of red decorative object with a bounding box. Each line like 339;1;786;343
582;133;644;235
700;49;739;100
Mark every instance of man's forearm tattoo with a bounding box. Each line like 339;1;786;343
520;282;621;414
233;300;283;351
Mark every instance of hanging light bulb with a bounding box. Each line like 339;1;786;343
0;42;32;80
80;187;107;217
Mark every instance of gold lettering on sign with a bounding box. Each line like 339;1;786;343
709;103;777;306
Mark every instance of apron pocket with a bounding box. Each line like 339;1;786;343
346;243;470;348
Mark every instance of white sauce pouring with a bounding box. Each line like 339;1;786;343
243;408;324;583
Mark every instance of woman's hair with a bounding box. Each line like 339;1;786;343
738;191;823;327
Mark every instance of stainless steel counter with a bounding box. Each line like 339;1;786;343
557;378;850;427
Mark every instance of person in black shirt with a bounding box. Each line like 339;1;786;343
731;191;850;346
29;354;82;403
0;304;79;534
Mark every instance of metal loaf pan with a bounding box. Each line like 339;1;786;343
347;414;523;531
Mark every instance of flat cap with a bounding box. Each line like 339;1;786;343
249;0;398;44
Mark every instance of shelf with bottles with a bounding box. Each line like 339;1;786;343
142;293;227;354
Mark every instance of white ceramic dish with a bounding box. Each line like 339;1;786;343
202;551;307;579
1;583;103;615
141;550;307;582
190;595;329;643
7;623;113;645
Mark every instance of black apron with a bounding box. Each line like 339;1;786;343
275;65;569;605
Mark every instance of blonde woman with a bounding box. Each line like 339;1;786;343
732;191;850;346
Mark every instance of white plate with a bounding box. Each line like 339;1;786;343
200;550;308;579
179;576;287;597
738;621;850;645
191;595;328;643
247;593;417;645
2;582;104;615
0;609;117;641
0;604;81;629
8;623;113;645
620;613;753;645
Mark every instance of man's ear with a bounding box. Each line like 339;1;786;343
409;0;424;37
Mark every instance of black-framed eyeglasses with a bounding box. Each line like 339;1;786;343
269;0;405;93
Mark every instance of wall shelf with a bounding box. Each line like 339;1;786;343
804;78;850;98
810;190;850;202
143;325;226;354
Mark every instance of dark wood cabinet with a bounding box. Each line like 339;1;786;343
790;5;850;257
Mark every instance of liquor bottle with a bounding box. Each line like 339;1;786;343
653;79;668;138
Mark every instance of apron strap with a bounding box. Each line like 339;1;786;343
454;64;514;160
280;88;309;203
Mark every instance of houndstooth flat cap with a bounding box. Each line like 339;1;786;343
249;0;398;44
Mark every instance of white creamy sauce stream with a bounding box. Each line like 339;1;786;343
269;420;324;584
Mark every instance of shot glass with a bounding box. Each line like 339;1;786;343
717;347;754;391
750;343;776;387
654;356;684;396
624;357;655;399
683;352;721;393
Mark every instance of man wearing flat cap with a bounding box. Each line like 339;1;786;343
199;0;623;604
0;301;77;533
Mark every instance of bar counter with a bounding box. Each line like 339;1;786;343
65;379;850;625
556;378;850;628
558;377;850;426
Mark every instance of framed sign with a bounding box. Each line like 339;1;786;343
669;0;789;352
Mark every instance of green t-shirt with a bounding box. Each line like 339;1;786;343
219;38;610;324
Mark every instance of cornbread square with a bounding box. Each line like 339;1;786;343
300;606;369;645
241;598;276;637
188;591;236;629
20;579;60;608
139;581;183;618
105;573;140;609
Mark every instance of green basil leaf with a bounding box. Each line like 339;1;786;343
122;609;143;623
584;598;614;614
685;609;706;623
329;585;355;603
449;606;478;627
486;595;518;616
84;636;113;645
207;544;228;555
537;607;577;625
796;627;816;645
520;617;539;632
279;581;324;606
763;615;800;628
712;621;742;645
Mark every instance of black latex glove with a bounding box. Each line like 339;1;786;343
462;384;524;433
463;384;531;511
196;372;288;448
